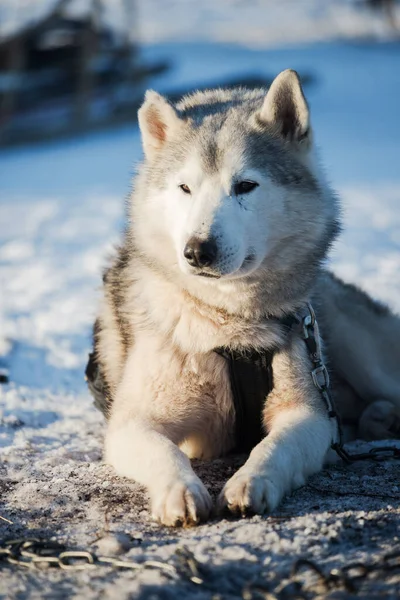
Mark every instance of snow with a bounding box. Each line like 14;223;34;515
1;14;400;598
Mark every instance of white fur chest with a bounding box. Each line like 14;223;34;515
131;265;287;355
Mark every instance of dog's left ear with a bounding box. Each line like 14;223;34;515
260;69;311;148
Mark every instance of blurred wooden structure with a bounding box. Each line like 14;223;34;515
0;0;166;146
366;0;399;30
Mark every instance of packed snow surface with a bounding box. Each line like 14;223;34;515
1;37;400;598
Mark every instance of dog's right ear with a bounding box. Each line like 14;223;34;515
259;70;311;149
138;91;182;160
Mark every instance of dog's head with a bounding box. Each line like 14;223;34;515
133;70;339;289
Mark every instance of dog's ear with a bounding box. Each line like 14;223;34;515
138;91;182;160
260;70;311;148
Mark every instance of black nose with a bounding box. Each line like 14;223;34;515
183;237;217;268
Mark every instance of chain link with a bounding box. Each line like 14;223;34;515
300;303;400;463
1;537;399;597
0;538;179;576
300;303;342;448
290;548;400;596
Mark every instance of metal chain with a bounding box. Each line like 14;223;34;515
257;549;400;598
289;548;400;596
1;537;399;597
0;538;178;576
300;303;400;463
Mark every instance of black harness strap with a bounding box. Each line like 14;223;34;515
214;313;300;453
215;347;274;453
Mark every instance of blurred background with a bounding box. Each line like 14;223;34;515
0;0;400;389
0;0;399;145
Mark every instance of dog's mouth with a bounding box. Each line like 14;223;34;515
193;253;256;280
197;271;221;279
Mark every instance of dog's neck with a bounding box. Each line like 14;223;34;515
131;254;313;354
181;269;310;321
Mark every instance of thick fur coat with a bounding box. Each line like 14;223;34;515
90;70;400;526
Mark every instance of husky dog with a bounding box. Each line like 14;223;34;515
88;70;400;526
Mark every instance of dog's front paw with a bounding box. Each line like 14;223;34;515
218;468;282;517
151;477;212;527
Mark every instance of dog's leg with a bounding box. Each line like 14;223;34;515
106;417;212;526
219;337;334;515
104;348;213;527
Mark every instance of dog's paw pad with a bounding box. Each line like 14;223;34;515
218;471;281;517
151;478;212;527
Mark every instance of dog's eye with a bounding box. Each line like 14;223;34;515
234;181;259;195
179;184;191;194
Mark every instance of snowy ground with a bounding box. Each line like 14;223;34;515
1;35;400;598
